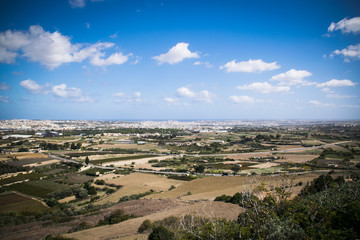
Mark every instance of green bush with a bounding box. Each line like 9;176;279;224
148;226;175;240
138;219;152;233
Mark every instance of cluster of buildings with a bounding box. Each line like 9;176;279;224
1;119;359;132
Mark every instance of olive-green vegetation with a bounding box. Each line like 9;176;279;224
0;162;29;175
0;172;44;185
117;190;154;203
0;192;48;213
151;175;360;240
97;209;135;226
6;180;69;198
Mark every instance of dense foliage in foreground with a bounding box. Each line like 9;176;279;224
145;175;360;240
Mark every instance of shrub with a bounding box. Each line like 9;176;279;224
148;226;175;240
138;219;152;233
97;209;135;226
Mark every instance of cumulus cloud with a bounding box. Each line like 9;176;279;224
0;96;9;103
153;42;199;65
20;79;93;102
220;59;280;73
90;51;130;66
236;82;290;94
20;79;51;94
321;87;334;94
0;82;10;91
134;92;141;98
164;97;180;105
0;25;132;69
308;100;335;107
270;69;313;86
229;95;257;104
317;79;356;88
328;17;360;34
176;87;215;103
52;84;82;98
332;43;360;61
193;61;213;68
113;91;144;103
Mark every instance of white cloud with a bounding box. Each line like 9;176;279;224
321;87;334;93
328;17;360;34
86;22;90;29
52;84;82;98
74;96;95;103
20;79;50;94
326;94;355;99
220;59;280;73
317;79;356;88
20;79;92;102
332;43;360;60
341;104;360;109
153;42;199;65
236;82;290;94
0;47;18;63
0;96;9;103
113;92;125;98
0;29;29;63
69;0;85;8
176;87;196;98
270;69;313;86
229;95;257;104
176;87;215;103
193;61;213;68
308;100;335;107
113;91;144;103
0;82;10;91
90;51;129;66
164;97;180;105
0;25;132;69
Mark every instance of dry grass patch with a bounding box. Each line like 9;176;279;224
95;173;185;204
66;200;242;240
275;144;303;150
275;154;319;163
24;159;60;167
147;174;320;201
0;152;49;161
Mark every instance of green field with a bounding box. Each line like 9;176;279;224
7;180;69;198
0;192;49;213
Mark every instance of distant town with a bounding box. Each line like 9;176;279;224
1;119;359;132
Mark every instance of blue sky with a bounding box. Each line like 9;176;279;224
0;0;359;120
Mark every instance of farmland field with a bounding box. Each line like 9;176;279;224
0;192;48;213
6;180;69;198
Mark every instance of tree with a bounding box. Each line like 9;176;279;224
195;165;205;173
148;226;175;240
231;164;241;174
138;219;152;233
85;156;89;165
